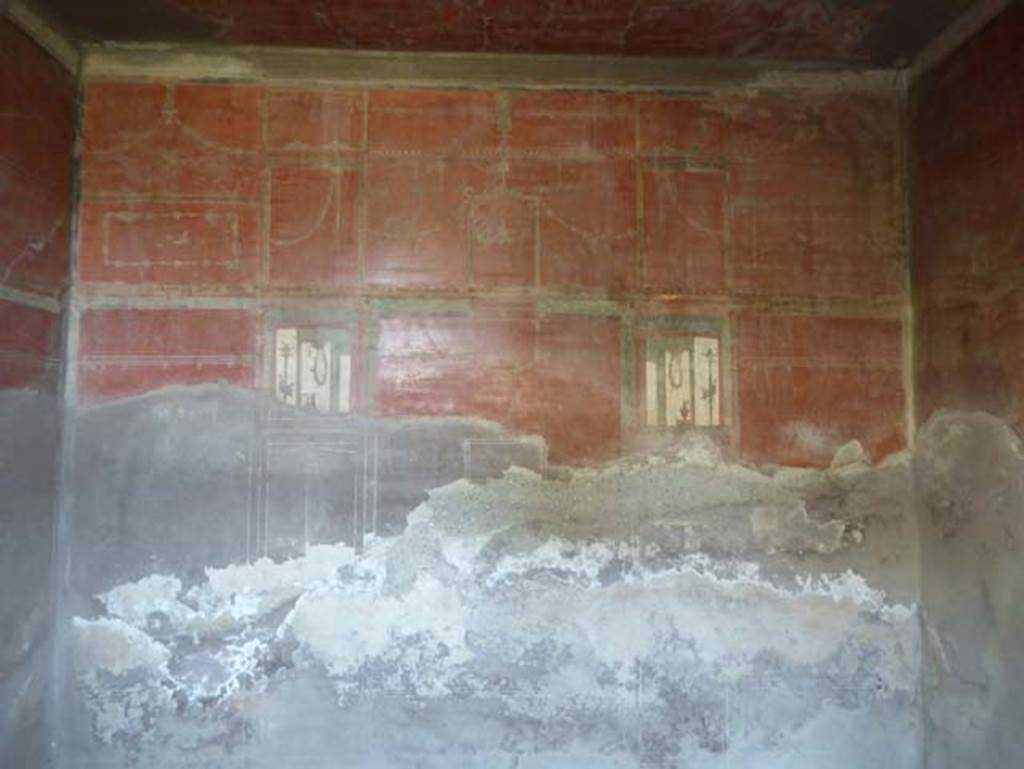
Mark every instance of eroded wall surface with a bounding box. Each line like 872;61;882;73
62;74;918;767
911;4;1024;766
0;16;75;768
67;385;922;769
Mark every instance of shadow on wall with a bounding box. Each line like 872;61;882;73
63;383;924;769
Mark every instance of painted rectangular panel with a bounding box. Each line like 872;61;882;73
103;210;241;266
78;200;260;287
468;191;537;287
268;165;360;287
365;156;494;288
262;431;363;556
509;158;638;289
642;167;726;293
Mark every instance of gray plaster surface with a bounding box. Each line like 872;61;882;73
62;385;923;769
0;389;62;767
916;411;1024;769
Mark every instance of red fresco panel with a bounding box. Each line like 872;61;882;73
268;165;361;287
0;175;71;296
368;90;498;157
507;92;635;159
916;291;1024;435
642;167;726;293
78;308;257;400
726;94;903;298
78;199;261;287
509;158;637;289
636;97;725;162
365;155;497;289
526;314;622;463
377;312;534;411
0;299;60;389
913;1;1024;296
729;163;900;297
912;2;1024;430
505;92;637;289
266;89;365;151
376;310;621;463
735;312;905;466
0;20;74;296
82;82;263;200
468;191;537;288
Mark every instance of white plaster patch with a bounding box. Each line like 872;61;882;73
73;618;170;677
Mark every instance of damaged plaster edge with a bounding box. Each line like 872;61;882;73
5;0;81;75
905;0;1012;83
80;42;902;95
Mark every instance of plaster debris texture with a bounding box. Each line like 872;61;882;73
67;387;923;768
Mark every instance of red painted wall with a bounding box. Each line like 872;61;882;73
735;312;905;465
0;19;75;391
912;3;1024;432
0;299;62;390
77;79;907;465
